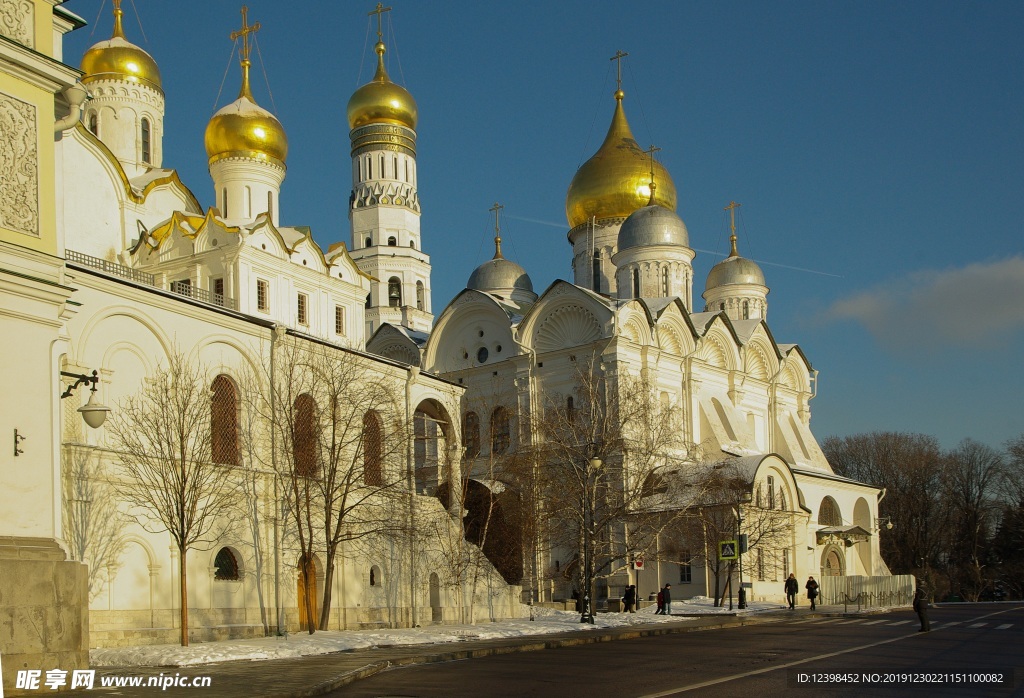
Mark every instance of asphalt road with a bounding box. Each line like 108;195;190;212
328;603;1024;698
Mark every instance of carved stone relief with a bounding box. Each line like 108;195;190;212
0;0;34;49
0;91;39;237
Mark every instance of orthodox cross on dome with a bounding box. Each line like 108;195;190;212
111;0;125;39
644;144;661;204
231;6;261;64
370;3;393;42
489;202;504;258
230;6;261;100
610;50;629;93
724;200;741;256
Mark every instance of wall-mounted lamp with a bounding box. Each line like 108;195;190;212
60;370;110;429
875;516;893;531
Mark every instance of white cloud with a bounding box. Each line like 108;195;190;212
826;256;1024;351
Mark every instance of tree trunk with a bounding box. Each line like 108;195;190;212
179;546;189;647
319;546;337;630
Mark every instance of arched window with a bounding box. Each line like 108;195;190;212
368;157;372;179
592;252;601;293
214;547;239;580
365;292;371;309
388;277;402;307
267;191;273;218
387;236;398;246
405;160;410;182
244;185;252;218
416;281;425;310
779;490;787;511
365;236;372;248
767;475;775;509
222;188;229;217
662;267;670;296
141;117;151;163
463;411;480;458
87;111;98;136
362;410;383;486
566;396;575;421
632;268;640;298
490;406;510;455
742;300;750;319
370;564;381;587
818;496;842;526
393;156;398;180
294;393;317;477
211;375;238;465
380;155;385;177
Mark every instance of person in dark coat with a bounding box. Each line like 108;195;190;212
661;584;672;615
805;576;819;610
655;589;664;614
623;585;637;613
913;583;930;632
784;573;799;609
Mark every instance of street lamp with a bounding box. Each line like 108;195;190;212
736;489;752;610
580;453;603;624
875;517;894;531
61;369;111;429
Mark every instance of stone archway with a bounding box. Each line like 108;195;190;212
414;399;455;500
429;572;442;623
821;546;845;577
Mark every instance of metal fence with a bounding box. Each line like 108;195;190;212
819;574;916;610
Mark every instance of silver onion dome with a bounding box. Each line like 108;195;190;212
617;204;689;252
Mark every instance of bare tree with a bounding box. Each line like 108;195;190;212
255;336;412;633
62;444;126;600
941;439;1005;601
108;353;241;646
521;359;706;616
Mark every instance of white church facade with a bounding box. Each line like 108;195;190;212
0;2;891;678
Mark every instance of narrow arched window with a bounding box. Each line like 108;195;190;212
387;236;397;246
244;186;252;218
767;475;775;509
592;252;601;293
416;281;425;310
380;155;385;178
818;496;842;526
662;267;670;296
222;188;229;217
394;156;398;180
365;236;372;248
87;111;99;136
490;406;510;455
464;411;480;458
405;160;409;182
294;393;318;477
742;301;750;319
362;410;383;486
632;268;640;298
368;157;372;179
388;277;402;307
214;548;240;580
211;375;238;465
267;191;273;218
141;117;152;164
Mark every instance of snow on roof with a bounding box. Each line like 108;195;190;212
129;169;176;193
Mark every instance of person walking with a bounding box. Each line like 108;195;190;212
913;582;930;632
784;573;799;609
655;588;664;614
623;585;637;613
661;584;673;615
805;575;819;610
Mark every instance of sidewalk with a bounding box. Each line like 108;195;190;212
91;605;880;697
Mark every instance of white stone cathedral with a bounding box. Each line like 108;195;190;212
0;1;893;662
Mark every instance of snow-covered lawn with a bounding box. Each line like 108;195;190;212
91;597;785;667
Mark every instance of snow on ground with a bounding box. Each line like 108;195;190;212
91;597;785;668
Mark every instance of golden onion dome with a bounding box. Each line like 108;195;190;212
79;4;162;92
565;90;676;229
204;62;288;166
347;41;418;130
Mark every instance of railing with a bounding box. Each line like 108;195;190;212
819;574;915;609
66;249;155;286
169;280;237;309
67;250;237;310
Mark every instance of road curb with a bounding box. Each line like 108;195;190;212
281;615;774;697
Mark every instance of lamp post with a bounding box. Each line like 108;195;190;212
580;453;603;624
736;490;752;610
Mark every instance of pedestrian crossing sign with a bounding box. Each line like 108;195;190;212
719;540;738;560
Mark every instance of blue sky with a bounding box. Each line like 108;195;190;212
61;1;1024;450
